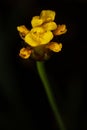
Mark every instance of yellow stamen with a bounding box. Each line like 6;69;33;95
17;25;29;39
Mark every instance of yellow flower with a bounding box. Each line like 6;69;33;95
17;10;67;60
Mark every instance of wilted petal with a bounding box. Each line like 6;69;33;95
17;25;29;38
19;47;32;59
53;24;67;35
46;42;62;52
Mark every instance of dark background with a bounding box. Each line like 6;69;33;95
0;0;87;130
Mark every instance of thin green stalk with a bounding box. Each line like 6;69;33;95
36;61;66;130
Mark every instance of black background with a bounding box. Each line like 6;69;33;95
0;0;87;130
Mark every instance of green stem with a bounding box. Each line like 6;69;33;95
36;61;66;130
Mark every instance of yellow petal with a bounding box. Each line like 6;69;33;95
24;33;40;47
24;27;45;47
53;24;67;35
46;42;62;52
42;22;57;31
31;16;44;27
24;27;53;47
31;27;45;34
40;10;56;22
19;47;32;59
40;31;53;45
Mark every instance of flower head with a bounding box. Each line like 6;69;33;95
17;10;67;60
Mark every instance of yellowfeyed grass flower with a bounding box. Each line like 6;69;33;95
17;10;67;60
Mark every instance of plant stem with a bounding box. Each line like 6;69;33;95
36;61;66;130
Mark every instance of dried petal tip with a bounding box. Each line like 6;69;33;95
17;25;29;39
17;25;29;34
53;24;67;35
19;47;32;59
47;42;62;52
